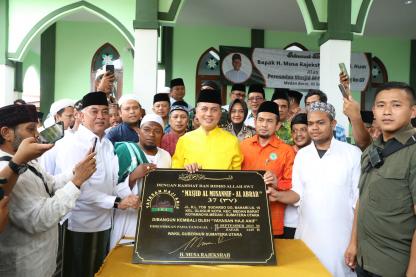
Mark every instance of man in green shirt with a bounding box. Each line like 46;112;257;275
345;82;416;277
272;89;293;145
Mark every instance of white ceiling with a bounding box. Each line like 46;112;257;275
177;0;416;39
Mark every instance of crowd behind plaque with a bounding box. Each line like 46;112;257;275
0;67;415;277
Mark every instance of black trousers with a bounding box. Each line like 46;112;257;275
63;229;110;277
356;264;383;277
275;227;296;239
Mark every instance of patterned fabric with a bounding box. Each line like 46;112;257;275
309;102;336;119
223;122;255;142
276;120;293;145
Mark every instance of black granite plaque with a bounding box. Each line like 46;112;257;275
132;169;276;265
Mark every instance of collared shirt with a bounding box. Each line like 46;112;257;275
276;120;293;145
357;124;416;277
55;124;131;232
0;150;79;276
292;138;361;277
244;111;255;128
161;131;183;156
172;126;243;170
225;69;248;83
223;122;255;142
240;135;295;235
105;122;139;145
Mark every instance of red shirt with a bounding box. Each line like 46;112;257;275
161;132;181;156
240;135;295;235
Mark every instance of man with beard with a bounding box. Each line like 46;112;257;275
244;84;265;128
272;89;293;145
172;89;242;171
55;92;139;277
292;102;361;277
282;113;311;239
0;104;96;277
111;114;171;248
240;101;296;237
161;101;189;156
106;94;142;144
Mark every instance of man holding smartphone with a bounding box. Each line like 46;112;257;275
0;104;97;277
54;92;140;277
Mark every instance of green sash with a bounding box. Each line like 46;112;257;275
114;142;149;183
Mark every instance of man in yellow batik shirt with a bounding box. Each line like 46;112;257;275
172;89;243;172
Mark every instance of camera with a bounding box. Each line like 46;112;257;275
368;147;384;169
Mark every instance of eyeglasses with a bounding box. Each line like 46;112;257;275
248;96;264;102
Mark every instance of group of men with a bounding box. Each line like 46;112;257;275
0;70;415;277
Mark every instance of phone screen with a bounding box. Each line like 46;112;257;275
92;137;98;152
106;64;115;74
338;63;349;77
38;122;64;144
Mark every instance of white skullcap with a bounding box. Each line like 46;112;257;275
140;114;164;129
50;99;75;116
158;86;171;94
118;94;141;107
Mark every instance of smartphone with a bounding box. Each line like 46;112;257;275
38;122;64;144
106;64;115;74
92;137;98;153
339;63;349;78
338;84;349;98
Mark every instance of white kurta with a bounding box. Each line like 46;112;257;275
110;147;171;249
0;150;80;277
292;138;361;277
39;129;73;176
54;124;131;232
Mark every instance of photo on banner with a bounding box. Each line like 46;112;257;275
220;45;371;91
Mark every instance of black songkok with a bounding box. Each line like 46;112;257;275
248;84;265;98
271;88;290;102
291;113;307;128
197;89;222;106
170;78;184;88
257;101;279;117
0;104;38;127
153;93;170;104
360;111;374;125
81;92;108;109
231;84;246;92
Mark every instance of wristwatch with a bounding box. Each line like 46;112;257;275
113;197;122;209
8;160;28;175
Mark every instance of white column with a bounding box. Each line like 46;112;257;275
133;29;158;112
319;39;351;136
0;64;15;107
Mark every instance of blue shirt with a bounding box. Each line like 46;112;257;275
105;122;139;145
334;124;347;142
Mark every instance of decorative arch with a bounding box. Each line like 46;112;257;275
8;1;134;61
195;47;226;105
283;42;308;51
90;43;123;99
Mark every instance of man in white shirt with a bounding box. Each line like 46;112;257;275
111;114;171;248
55;92;139;277
0;104;96;277
225;53;249;83
292;102;361;277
